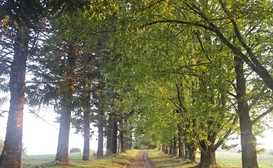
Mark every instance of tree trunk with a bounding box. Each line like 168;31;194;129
83;110;90;160
112;114;118;154
178;123;185;159
235;56;258;168
169;140;173;155
55;109;72;163
164;145;167;153
106;113;113;155
0;27;29;168
240;115;258;168
97;103;104;157
55;43;76;163
161;145;165;153
128;132;133;149
199;149;216;168
82;85;91;161
172;136;177;156
187;143;197;163
119;115;125;153
199;140;216;168
185;120;197;162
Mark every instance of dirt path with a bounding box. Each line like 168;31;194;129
127;151;153;168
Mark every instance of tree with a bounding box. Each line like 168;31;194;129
94;79;107;157
55;42;77;163
109;8;242;166
0;1;48;167
69;148;81;153
112;1;273;167
71;77;93;161
81;83;92;161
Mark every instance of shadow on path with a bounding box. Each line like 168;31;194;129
127;151;153;168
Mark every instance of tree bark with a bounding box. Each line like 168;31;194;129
55;43;76;163
240;115;258;168
106;113;113;155
172;136;177;156
199;148;216;168
178;123;185;159
82;109;91;160
198;140;216;168
235;56;258;168
161;145;165;153
112;113;118;154
97;102;104;157
82;84;91;161
119;115;125;153
169;140;173;155
187;143;197;163
128;132;133;149
0;26;29;168
55;110;71;163
163;145;167;154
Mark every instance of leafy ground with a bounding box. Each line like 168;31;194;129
21;150;273;168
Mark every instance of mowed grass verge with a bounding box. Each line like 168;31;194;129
148;150;273;168
22;150;139;168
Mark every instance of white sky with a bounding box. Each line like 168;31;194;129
0;107;98;155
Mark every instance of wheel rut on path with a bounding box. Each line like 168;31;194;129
127;151;153;168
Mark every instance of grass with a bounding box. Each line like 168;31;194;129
22;150;139;168
216;152;273;168
148;150;197;168
22;150;273;168
148;150;273;168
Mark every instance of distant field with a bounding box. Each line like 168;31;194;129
216;151;273;168
21;150;273;168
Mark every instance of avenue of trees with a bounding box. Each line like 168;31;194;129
0;1;273;168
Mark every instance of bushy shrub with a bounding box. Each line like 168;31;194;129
70;147;81;153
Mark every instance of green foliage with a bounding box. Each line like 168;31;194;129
104;1;273;156
107;1;240;152
5;1;272;165
133;135;157;149
69;148;81;153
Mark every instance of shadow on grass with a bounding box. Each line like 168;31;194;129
22;150;140;168
148;151;245;168
23;161;76;168
148;152;197;168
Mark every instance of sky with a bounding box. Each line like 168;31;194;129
0;103;272;155
0;106;98;155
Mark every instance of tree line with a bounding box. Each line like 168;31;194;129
1;1;273;168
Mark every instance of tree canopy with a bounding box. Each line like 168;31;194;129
1;1;273;168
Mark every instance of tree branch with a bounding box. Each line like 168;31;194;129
141;19;213;31
252;106;273;125
218;0;273;91
213;115;239;151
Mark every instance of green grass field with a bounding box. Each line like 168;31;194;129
22;150;139;168
148;150;273;168
216;152;273;168
21;150;273;168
